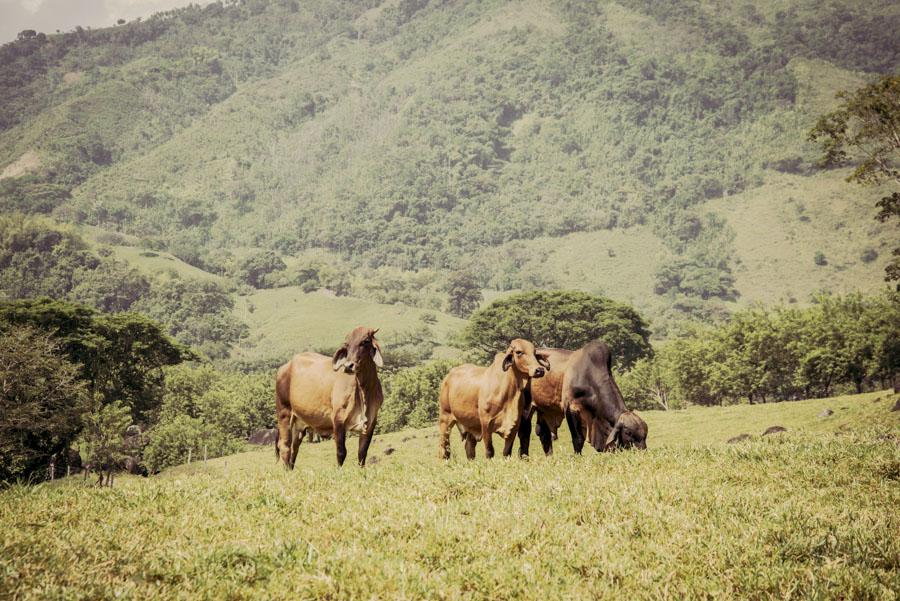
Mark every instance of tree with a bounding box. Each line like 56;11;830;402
460;290;652;368
810;74;900;283
0;299;192;421
80;400;131;486
0;325;89;484
444;271;482;318
236;250;286;289
617;352;678;411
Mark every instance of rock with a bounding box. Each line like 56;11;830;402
125;424;142;437
891;398;900;412
383;446;396;455
727;433;751;444
762;426;787;436
818;409;834;417
122;456;148;476
248;428;278;445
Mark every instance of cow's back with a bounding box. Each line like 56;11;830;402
284;352;340;432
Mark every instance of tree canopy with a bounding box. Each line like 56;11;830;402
460;290;652;368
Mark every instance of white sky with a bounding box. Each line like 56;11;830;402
0;0;210;44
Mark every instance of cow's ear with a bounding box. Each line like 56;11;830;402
332;346;349;371
502;351;513;371
536;352;551;370
371;338;384;368
604;423;621;451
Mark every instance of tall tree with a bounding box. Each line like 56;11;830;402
0;325;89;484
460;290;652;367
810;74;900;283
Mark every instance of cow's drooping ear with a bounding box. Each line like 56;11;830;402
604;423;621;451
502;350;514;371
536;352;551;370
371;337;384;368
332;345;349;371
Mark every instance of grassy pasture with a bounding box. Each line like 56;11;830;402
232;287;467;363
2;392;898;600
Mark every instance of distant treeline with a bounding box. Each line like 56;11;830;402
620;290;900;409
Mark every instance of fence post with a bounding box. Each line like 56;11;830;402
204;445;208;462
187;448;192;464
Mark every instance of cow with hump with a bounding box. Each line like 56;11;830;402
563;340;647;452
275;327;384;468
438;339;550;460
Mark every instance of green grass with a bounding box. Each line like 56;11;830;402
232;287;467;363
2;392;898;599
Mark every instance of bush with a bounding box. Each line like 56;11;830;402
378;360;455;433
143;415;243;473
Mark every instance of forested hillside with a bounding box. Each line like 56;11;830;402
1;0;898;344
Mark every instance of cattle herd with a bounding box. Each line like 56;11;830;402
275;326;648;468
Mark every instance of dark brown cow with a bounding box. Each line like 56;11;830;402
275;327;384;467
562;341;647;452
438;339;550;460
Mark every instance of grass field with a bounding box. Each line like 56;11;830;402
232;287;467;363
2;392;898;599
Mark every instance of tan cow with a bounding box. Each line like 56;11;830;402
275;327;384;468
438;339;550;460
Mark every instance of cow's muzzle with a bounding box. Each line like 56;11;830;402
532;367;545;378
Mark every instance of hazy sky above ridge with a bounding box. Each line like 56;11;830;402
0;0;211;44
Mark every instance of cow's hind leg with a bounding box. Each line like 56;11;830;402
275;397;293;469
518;407;533;457
438;410;455;460
464;433;477;460
289;424;306;469
536;414;553;455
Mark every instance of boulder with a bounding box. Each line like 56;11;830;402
891;398;900;412
122;456;148;476
818;409;834;417
762;426;787;436
727;433;751;444
248;428;278;445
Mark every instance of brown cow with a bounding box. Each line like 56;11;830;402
275;327;384;468
517;347;574;456
562;341;647;452
438;339;550;460
519;342;647;455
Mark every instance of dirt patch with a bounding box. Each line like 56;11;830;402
762;426;787;436
63;71;84;85
0;150;40;180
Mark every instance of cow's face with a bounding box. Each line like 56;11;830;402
332;327;383;374
601;411;648;451
501;338;550;378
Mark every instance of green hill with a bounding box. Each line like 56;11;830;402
2;391;897;599
1;0;898;340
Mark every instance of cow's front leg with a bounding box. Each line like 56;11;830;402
501;426;519;458
358;420;376;466
333;422;348;466
566;409;586;454
481;419;495;459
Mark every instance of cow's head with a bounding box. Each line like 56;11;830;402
332;327;383;374
501;338;550;379
601;411;648;451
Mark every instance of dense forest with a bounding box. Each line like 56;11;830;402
1;0;898;482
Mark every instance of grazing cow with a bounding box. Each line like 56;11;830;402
517;347;574;456
438;339;550;460
275;327;384;468
562;341;647;452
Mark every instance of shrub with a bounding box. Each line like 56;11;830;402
143;415;243;473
